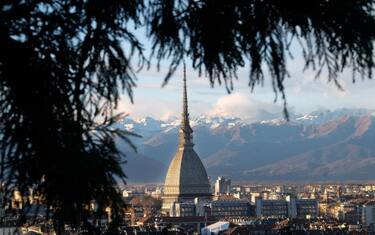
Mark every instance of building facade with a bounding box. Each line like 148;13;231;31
256;197;319;219
210;200;254;218
340;203;363;224
170;202;196;217
256;198;289;218
289;198;319;219
363;201;375;227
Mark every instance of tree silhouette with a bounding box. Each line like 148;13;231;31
0;0;144;231
0;0;374;233
147;0;375;117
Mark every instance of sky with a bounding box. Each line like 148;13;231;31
116;29;375;122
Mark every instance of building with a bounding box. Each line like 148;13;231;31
123;190;145;199
170;202;196;217
162;68;211;212
288;198;319;219
158;216;218;234
339;202;363;224
169;199;255;219
11;189;23;209
201;221;230;235
210;200;254;218
150;187;163;199
362;201;375;227
0;191;4;217
256;197;318;219
214;177;231;196
256;198;289;218
295;199;319;218
250;193;261;204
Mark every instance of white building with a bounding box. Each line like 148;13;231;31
214;176;231;196
201;221;229;235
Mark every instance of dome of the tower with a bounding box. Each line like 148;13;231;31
164;146;211;196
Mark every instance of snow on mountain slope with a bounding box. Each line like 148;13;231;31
115;108;375;182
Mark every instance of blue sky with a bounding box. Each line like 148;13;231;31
116;28;375;121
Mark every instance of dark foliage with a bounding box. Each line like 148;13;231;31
0;0;144;231
0;0;374;233
147;0;375;118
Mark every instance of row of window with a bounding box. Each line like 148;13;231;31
212;211;250;216
212;206;248;211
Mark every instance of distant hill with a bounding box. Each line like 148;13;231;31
243;143;375;181
117;109;375;183
122;152;166;183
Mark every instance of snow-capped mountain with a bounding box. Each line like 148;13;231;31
120;108;375;135
293;108;374;125
117;108;375;183
120;115;247;139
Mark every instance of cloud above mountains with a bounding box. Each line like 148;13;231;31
115;59;375;121
208;92;283;122
118;91;284;122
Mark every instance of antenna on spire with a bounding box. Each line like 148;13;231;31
183;61;186;81
183;62;188;114
179;61;194;148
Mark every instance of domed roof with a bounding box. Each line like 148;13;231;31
164;145;210;195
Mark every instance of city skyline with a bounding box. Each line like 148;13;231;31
2;0;375;234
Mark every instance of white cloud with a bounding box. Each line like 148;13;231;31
208;92;283;122
115;91;284;122
114;55;375;121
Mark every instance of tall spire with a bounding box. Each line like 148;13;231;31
179;63;194;148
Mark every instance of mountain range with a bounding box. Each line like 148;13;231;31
117;108;375;183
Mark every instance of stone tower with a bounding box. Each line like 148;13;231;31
162;66;211;212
